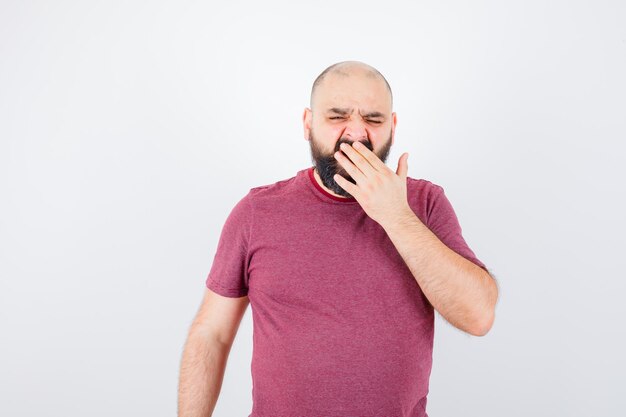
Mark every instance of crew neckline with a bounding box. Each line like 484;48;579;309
306;167;358;203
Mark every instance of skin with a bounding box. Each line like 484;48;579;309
302;62;499;336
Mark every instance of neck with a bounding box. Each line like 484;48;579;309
312;167;352;199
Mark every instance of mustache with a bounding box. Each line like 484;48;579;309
334;138;374;154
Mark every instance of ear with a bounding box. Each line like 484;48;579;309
303;107;312;141
391;112;397;146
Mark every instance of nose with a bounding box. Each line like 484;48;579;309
342;118;369;141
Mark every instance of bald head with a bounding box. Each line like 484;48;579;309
310;61;393;110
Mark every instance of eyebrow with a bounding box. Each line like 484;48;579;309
327;108;385;118
362;111;385;118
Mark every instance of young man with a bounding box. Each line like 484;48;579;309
178;60;498;417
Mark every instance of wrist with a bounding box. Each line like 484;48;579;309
380;206;419;233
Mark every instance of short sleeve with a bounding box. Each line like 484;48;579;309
205;192;253;297
426;185;488;271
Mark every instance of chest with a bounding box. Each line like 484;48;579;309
246;206;425;317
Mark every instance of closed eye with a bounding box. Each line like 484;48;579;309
329;117;382;124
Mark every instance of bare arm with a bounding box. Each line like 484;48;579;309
382;211;498;336
178;289;250;417
178;332;231;417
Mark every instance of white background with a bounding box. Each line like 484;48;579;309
1;1;625;416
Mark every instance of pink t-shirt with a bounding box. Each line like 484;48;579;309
206;166;487;417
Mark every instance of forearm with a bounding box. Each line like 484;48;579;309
178;331;231;417
382;211;497;336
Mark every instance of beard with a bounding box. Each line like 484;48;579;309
308;129;393;198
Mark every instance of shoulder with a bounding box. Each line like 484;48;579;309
403;176;445;226
250;175;296;195
246;172;300;204
406;176;444;199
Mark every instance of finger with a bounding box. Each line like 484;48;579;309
396;152;409;179
334;149;367;185
351;141;388;172
339;142;376;178
333;173;360;198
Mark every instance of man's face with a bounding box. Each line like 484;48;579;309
303;68;397;198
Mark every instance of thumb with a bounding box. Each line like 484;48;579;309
396;152;409;179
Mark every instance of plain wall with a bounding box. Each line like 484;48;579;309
1;0;625;416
